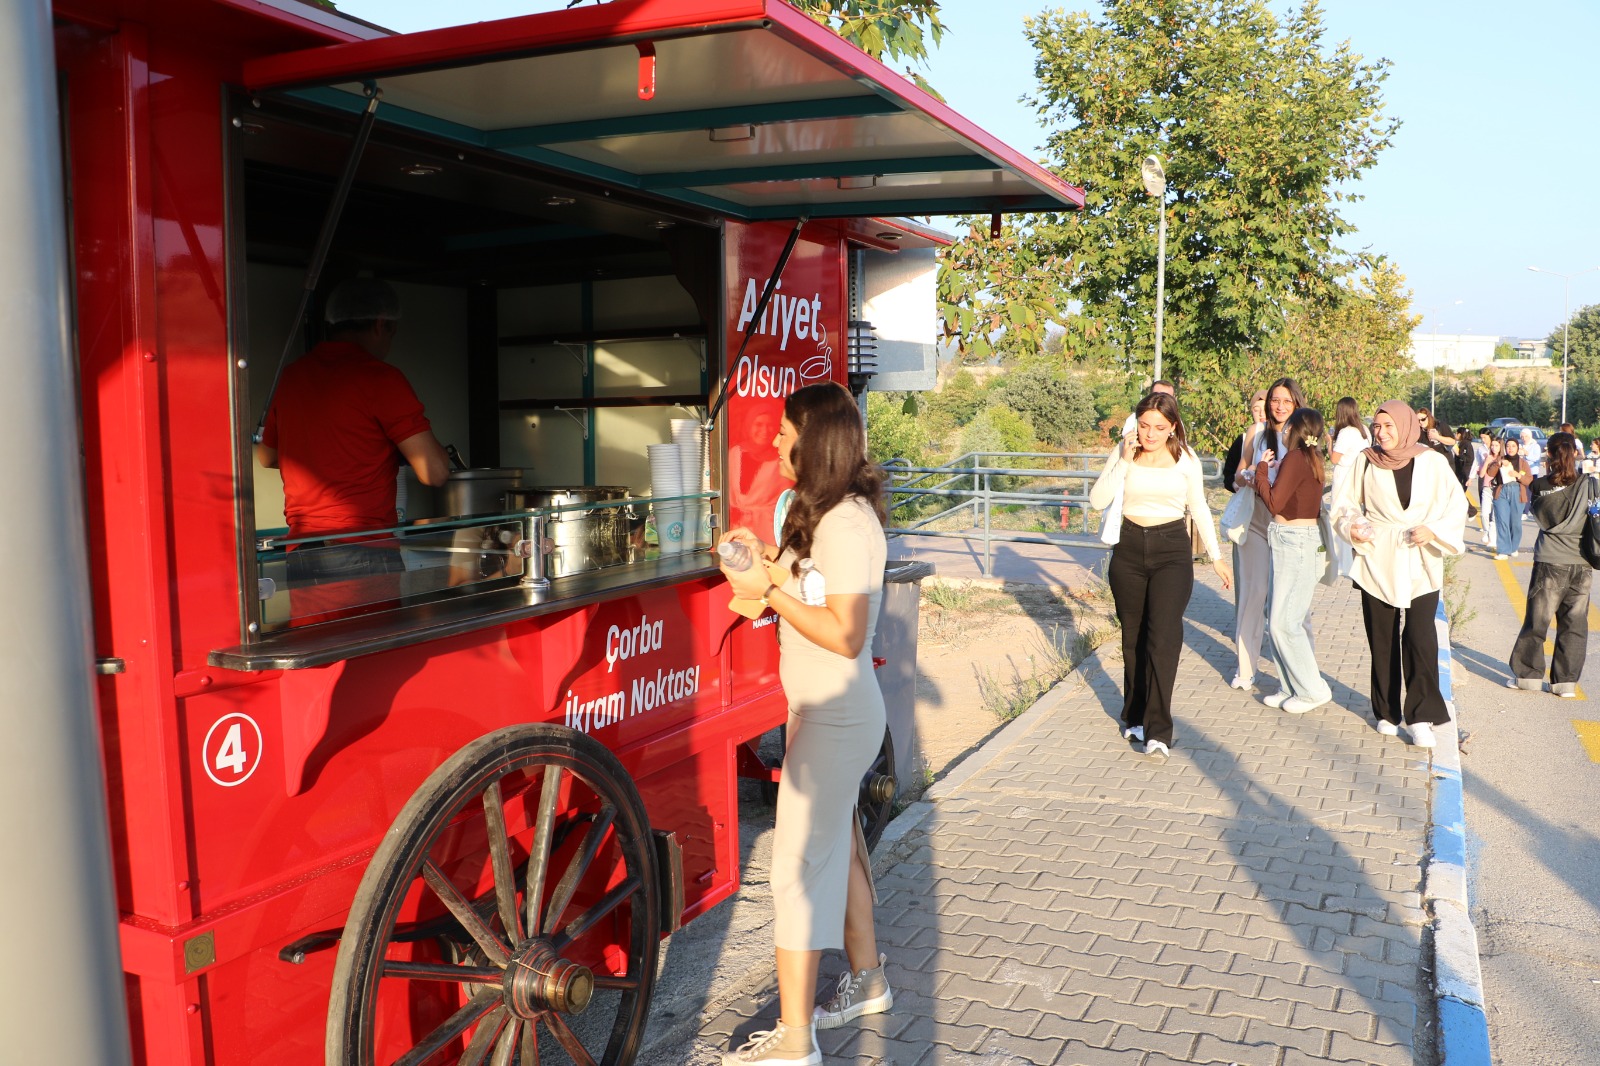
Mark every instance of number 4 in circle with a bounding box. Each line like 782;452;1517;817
203;713;263;787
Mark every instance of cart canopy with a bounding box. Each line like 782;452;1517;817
244;0;1084;221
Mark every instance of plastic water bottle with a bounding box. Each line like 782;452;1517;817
717;541;754;571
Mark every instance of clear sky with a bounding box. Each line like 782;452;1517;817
334;0;1600;340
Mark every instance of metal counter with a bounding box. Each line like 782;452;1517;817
210;554;719;672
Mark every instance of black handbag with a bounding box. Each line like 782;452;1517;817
1580;494;1600;570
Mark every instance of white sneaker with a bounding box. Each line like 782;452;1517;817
723;1023;821;1065
1262;691;1291;709
1492;554;1508;561
1555;689;1578;699
1144;739;1170;758
1376;720;1400;736
1510;552;1520;559
1228;675;1255;691
1281;696;1329;714
1409;722;1436;748
1122;724;1145;743
813;954;893;1030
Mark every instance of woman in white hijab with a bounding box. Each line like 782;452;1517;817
1331;400;1468;748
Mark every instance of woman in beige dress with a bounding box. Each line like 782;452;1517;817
717;382;890;1066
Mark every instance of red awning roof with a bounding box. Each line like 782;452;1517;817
243;0;1083;221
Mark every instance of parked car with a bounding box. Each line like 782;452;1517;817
1495;424;1548;446
1486;417;1521;431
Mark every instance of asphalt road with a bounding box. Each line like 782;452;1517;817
1450;514;1600;1066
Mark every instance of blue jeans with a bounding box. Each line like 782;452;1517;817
1491;490;1522;554
1267;524;1332;704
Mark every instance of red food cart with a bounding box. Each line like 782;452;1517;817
7;1;1082;1063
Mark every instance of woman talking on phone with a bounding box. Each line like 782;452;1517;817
1330;401;1467;747
716;382;890;1066
1091;391;1233;758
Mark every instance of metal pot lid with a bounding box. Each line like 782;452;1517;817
447;468;528;481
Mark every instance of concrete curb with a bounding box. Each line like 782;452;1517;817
1429;599;1493;1065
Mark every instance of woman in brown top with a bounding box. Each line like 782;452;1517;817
1252;407;1334;712
1485;437;1533;559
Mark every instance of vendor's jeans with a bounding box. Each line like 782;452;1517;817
1510;562;1593;694
1491;490;1522;554
1266;524;1332;704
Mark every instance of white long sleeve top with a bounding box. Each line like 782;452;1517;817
1091;444;1222;560
1329;449;1467;608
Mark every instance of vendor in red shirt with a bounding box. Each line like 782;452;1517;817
256;278;449;588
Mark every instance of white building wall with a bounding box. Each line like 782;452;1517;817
1407;332;1498;373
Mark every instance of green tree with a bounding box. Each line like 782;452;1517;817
865;391;929;464
939;0;1397;445
1547;302;1600;376
960;403;1036;459
989;361;1099;448
1493;341;1517;363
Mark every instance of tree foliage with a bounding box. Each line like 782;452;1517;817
989;360;1099;447
865;391;930;464
794;0;945;76
939;0;1398;446
1546;302;1600;377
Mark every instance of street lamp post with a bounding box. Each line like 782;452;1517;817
1141;155;1167;383
1421;300;1461;414
1528;265;1600;425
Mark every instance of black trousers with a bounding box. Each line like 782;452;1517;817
1359;587;1449;726
1510;562;1593;691
1108;518;1194;746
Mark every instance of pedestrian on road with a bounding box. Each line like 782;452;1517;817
1485;437;1532;560
1329;397;1370;578
717;382;891;1066
1331;400;1468;748
1091;391;1233;758
1221;389;1267;494
1231;377;1312;690
1253;407;1334;712
1521;427;1544;478
1585;438;1600;477
1508;432;1597;698
1452;427;1476;488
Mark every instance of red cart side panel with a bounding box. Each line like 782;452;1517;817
722;220;848;707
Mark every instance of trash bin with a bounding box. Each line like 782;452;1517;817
873;560;933;795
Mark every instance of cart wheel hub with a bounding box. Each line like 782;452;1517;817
863;772;897;807
505;938;594;1018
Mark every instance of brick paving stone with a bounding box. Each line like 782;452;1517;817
1241;1017;1330;1055
691;569;1437;1065
1159;1005;1247;1042
1049;1039;1144;1065
1188;1033;1283;1066
1328;1030;1414;1066
1288;1000;1376;1040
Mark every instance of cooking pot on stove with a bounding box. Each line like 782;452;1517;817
443;468;528;517
505;486;635;578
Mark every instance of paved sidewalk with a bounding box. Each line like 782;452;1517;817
699;568;1440;1065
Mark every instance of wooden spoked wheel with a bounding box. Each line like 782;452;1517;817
326;725;660;1066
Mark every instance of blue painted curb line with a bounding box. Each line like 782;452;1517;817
1429;598;1492;1066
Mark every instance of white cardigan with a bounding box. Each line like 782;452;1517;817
1330;449;1467;607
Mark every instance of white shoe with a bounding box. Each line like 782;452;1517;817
723;1023;821;1065
1510;552;1520;559
1409;722;1436;748
1229;675;1255;691
1376;720;1400;736
1492;554;1508;561
1262;690;1291;709
1282;696;1329;714
1122;724;1145;743
1144;739;1170;758
813;954;893;1030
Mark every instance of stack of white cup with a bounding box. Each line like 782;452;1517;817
646;443;687;555
670;418;709;547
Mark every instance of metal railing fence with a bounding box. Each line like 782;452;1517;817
881;450;1223;576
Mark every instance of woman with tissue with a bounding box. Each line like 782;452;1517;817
1330;400;1468;748
716;382;890;1066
